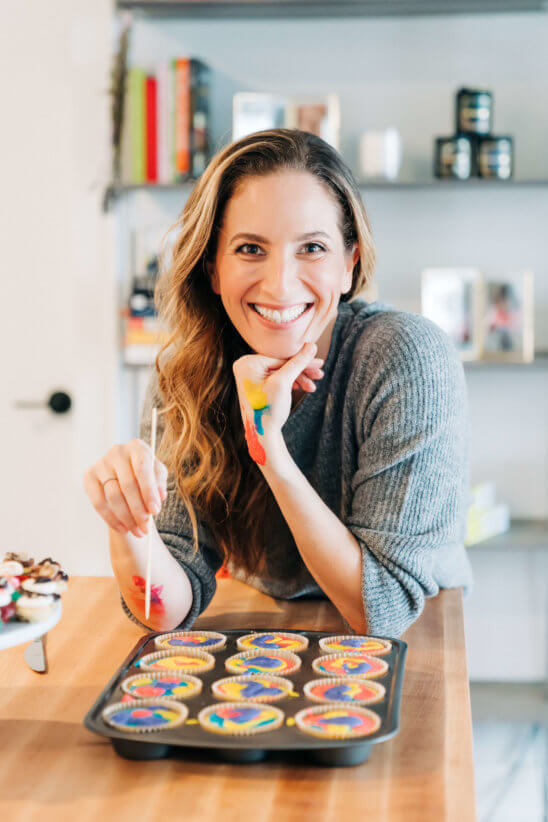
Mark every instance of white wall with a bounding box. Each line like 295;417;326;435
0;0;116;576
119;10;548;681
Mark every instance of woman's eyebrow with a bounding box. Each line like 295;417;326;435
229;231;331;244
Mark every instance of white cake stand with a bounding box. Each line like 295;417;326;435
0;600;61;672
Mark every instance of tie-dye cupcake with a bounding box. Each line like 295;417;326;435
319;635;392;656
198;701;284;736
225;649;301;676
303;677;385;705
236;632;308;653
102;698;188;733
212;674;293;703
139;648;215;675
121;673;202;701
312;652;388;679
154;630;226;653
295;704;381;740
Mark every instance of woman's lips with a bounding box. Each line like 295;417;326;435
249;303;313;329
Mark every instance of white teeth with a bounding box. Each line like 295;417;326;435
253;303;308;323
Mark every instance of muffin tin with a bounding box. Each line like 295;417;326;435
83;628;406;766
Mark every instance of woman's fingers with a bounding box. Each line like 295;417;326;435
83;470;139;536
303;366;324;379
128;441;165;517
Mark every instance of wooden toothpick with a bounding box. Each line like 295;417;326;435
145;406;158;620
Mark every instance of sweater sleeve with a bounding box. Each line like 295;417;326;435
344;313;471;638
120;370;223;631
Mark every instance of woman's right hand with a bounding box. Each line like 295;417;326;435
83;440;168;537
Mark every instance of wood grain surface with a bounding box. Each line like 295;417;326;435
0;577;476;821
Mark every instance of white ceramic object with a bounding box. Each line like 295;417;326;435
359;127;402;181
0;599;61;651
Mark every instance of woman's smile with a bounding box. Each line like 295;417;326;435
248;302;314;328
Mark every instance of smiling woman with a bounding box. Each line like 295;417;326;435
84;128;472;637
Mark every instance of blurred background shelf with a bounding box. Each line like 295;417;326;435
103;178;548;211
463;352;548;370
468;518;548;551
116;0;548;19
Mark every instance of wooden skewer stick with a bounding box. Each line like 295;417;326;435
145;406;158;620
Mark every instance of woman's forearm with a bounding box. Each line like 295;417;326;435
109;519;193;631
259;432;368;634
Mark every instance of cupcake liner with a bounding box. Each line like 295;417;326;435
102;698;188;733
294;703;381;740
312;652;388;679
198;701;284;736
319;635;392;656
121;673;202;701
211;674;293;703
139;648;215;675
236;632;309;653
154;630;227;653
225;649;301;676
303;677;386;705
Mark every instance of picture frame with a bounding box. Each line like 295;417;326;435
232;93;288;142
284;93;340;151
477;270;534;363
420;267;483;360
232;92;340;151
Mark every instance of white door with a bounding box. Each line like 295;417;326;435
0;0;117;575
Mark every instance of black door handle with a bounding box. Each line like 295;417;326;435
14;390;72;414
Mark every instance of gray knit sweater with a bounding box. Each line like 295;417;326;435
121;298;473;638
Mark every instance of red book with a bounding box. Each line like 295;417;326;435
174;57;191;176
145;76;158;182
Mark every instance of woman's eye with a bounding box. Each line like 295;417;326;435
236;243;262;255
302;243;326;254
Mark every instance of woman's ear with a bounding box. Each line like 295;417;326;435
206;260;220;295
342;243;360;294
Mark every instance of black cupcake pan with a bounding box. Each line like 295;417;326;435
83;629;407;767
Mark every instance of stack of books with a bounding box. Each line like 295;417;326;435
120;58;211;185
121;308;169;366
465;481;510;546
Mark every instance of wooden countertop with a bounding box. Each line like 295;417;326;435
0;577;476;821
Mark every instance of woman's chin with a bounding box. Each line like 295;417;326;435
255;342;307;361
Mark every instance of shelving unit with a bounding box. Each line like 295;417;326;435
116;0;548;19
467;518;548;552
103;178;548;212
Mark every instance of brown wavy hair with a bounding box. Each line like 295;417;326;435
154;128;376;577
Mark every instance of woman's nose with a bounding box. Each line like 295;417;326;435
261;256;297;298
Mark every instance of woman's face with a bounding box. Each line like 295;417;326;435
208;170;359;361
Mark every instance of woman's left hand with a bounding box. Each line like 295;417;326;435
232;342;324;466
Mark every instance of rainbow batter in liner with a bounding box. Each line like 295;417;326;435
319;635;392;656
139;649;215;674
122;673;202;700
312;652;388;679
295;705;381;739
154;631;226;652
304;677;385;705
237;632;308;653
103;698;187;733
212;675;293;703
225;650;301;676
198;701;284;736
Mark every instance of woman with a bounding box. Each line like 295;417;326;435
83;128;472;637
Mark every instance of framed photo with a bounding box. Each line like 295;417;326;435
284;93;340;151
232;92;340;151
478;270;534;362
232;93;288;142
420;267;483;360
